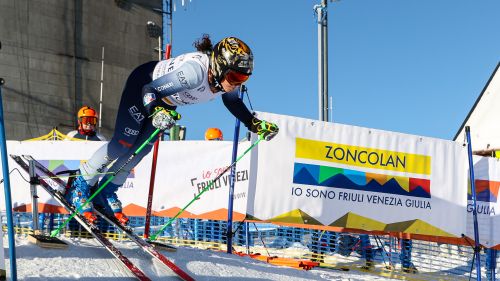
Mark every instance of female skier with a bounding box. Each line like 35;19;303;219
69;35;279;224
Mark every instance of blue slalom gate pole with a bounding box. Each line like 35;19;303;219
0;78;17;280
226;86;245;254
465;126;482;281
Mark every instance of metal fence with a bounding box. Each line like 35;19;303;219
2;212;498;281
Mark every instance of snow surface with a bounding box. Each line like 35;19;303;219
3;235;401;281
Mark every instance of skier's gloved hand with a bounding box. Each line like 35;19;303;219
250;117;279;141
151;107;181;131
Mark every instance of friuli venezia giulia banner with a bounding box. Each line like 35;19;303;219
150;141;251;221
0;140;251;221
467;156;500;248
246;112;469;238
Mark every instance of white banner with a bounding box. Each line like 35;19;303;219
5;112;497;243
0;222;5;274
146;141;251;220
1;141;104;213
0;140;250;221
467;156;500;248
247;112;469;237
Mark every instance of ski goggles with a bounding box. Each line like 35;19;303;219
224;70;250;86
208;137;223;141
80;116;97;125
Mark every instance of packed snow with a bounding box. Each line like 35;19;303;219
2;235;400;280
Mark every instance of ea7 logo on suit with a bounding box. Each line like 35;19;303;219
128;106;144;124
177;71;190;88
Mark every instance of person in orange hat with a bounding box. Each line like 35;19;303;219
66;106;106;141
205;128;223;141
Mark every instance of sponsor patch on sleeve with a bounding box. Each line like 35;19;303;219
143;93;156;106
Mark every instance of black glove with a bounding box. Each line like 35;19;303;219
249;117;279;141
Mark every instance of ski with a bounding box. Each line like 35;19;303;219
93;207;194;281
22;154;194;281
10;155;151;281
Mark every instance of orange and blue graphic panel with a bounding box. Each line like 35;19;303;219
468;179;499;202
293;162;431;198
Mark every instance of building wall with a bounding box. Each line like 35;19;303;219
0;0;161;140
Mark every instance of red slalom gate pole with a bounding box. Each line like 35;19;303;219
164;44;171;60
144;43;171;239
144;134;161;239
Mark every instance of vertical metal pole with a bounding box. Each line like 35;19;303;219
322;0;329;122
227;86;245;254
315;0;329;122
0;78;17;280
29;160;39;232
158;36;162;61
98;46;104;132
465;126;482;281
316;3;323;121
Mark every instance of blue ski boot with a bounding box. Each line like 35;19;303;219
106;193;129;226
69;175;97;224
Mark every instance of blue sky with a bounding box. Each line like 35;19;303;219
167;0;499;141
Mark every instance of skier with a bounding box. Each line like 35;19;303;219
66;106;106;141
69;35;279;225
205;127;223;141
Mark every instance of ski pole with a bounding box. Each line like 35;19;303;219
149;136;262;241
51;128;162;237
